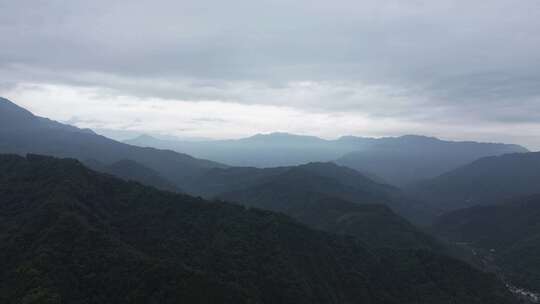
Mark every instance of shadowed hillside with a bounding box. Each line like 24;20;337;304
185;162;435;224
411;152;540;211
83;158;181;192
432;194;540;293
0;154;515;303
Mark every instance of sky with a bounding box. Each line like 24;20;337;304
1;0;540;149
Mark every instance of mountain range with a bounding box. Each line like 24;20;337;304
0;97;225;190
2;96;538;302
124;132;374;168
0;97;433;225
336;135;527;186
125;132;527;186
0;154;515;303
184;162;435;225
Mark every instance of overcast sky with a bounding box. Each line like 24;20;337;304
1;0;540;149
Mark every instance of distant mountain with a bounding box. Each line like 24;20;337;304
411;152;540;211
126;132;527;186
125;132;375;168
241;132;331;144
0;97;225;190
432;194;540;293
185;162;436;225
0;154;515;303
337;135;527;187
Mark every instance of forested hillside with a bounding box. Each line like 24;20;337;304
433;194;540;293
0;154;514;304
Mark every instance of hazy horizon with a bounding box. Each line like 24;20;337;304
3;95;536;150
102;129;534;150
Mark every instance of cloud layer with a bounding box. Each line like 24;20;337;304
1;0;539;148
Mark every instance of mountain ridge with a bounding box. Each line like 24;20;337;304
411;151;540;211
125;131;527;185
184;161;436;225
0;97;226;190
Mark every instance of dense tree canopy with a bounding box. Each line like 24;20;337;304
0;154;515;303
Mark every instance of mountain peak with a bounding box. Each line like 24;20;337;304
0;96;21;106
399;134;436;140
395;134;441;144
243;132;325;143
132;134;159;141
249;132;306;138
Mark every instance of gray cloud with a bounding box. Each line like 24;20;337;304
1;0;540;147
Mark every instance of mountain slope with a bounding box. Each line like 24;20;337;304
0;97;225;190
337;135;527;187
0;97;95;134
186;162;444;244
221;188;440;251
411;152;540;211
83;158;181;192
185;162;435;224
432;194;540;293
0;154;515;303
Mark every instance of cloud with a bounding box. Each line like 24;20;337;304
3;83;538;150
0;83;426;138
1;0;540;148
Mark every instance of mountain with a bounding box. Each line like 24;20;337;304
214;162;461;251
0;98;432;223
0;98;95;134
241;132;331;144
411;152;540;211
337;135;527;187
432;194;540;293
185;162;437;225
126;133;526;186
187;162;394;197
83;159;181;192
0;154;515;303
125;132;375;168
0;97;225;190
221;189;440;251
